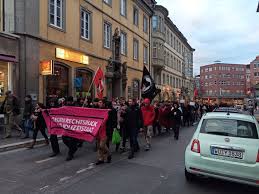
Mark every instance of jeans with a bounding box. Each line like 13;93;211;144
62;136;78;157
24;118;33;137
50;134;60;154
129;128;139;154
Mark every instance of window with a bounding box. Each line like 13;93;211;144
152;42;157;58
104;22;111;48
163;74;165;84
143;15;148;33
152;16;158;31
167;75;169;85
120;0;126;16
80;9;90;40
133;39;139;60
143;45;148;64
200;119;258;139
170;34;173;47
170;76;172;86
120;32;127;55
49;0;63;28
133;7;139;26
103;0;112;6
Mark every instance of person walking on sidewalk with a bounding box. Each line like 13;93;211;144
141;98;155;151
22;95;34;139
28;103;49;148
0;91;21;138
125;98;143;159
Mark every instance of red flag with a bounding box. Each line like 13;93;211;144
194;88;198;97
93;67;104;99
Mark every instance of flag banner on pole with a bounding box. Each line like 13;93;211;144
141;66;161;100
42;106;109;142
93;67;104;99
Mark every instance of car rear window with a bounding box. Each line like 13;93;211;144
200;119;258;139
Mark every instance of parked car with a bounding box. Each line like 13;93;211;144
185;110;259;187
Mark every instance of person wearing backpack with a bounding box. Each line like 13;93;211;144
0;91;21;138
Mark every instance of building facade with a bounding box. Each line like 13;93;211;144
0;0;20;103
249;56;259;99
1;0;153;105
148;4;195;102
200;63;246;105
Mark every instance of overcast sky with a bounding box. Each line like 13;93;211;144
157;0;259;75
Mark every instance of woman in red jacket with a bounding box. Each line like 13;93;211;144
141;98;155;151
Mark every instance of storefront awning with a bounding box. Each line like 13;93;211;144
0;54;18;62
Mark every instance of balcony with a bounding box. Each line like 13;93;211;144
152;58;165;70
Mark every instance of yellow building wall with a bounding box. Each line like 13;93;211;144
39;0;151;100
39;0;150;72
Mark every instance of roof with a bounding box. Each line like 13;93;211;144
200;63;247;68
203;112;255;123
257;2;259;12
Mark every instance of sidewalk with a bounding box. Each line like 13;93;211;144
0;126;50;152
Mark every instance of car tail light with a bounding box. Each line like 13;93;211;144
191;139;200;153
256;150;259;163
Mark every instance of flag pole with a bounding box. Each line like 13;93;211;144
82;67;100;107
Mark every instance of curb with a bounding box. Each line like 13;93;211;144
0;136;62;153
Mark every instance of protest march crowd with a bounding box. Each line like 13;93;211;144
0;90;212;164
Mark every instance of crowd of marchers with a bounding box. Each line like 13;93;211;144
1;91;209;164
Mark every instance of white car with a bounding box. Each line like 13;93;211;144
185;111;259;187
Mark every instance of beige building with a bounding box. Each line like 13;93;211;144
0;0;19;102
146;3;195;102
1;0;153;104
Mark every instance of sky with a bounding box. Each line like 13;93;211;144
157;0;259;75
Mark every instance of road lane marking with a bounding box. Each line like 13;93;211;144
39;185;49;190
76;166;95;174
59;176;72;182
0;177;16;183
35;157;55;164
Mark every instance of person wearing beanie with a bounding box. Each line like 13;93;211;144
141;98;155;151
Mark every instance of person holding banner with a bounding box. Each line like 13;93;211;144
95;99;112;165
48;98;60;157
28;103;49;149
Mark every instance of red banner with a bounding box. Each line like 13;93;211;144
42;106;109;142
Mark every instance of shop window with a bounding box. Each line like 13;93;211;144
46;64;69;102
0;61;13;102
75;68;93;98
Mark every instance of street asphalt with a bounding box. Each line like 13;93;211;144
0;125;258;194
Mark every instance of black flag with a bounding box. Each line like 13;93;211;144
141;66;161;100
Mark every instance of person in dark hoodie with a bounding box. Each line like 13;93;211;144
125;98;143;159
171;102;182;140
22;95;34;139
105;101;118;150
28;103;49;148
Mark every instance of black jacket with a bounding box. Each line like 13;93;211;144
106;108;118;139
23;101;33;119
125;104;143;133
171;108;182;125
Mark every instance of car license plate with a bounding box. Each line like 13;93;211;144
211;147;243;159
